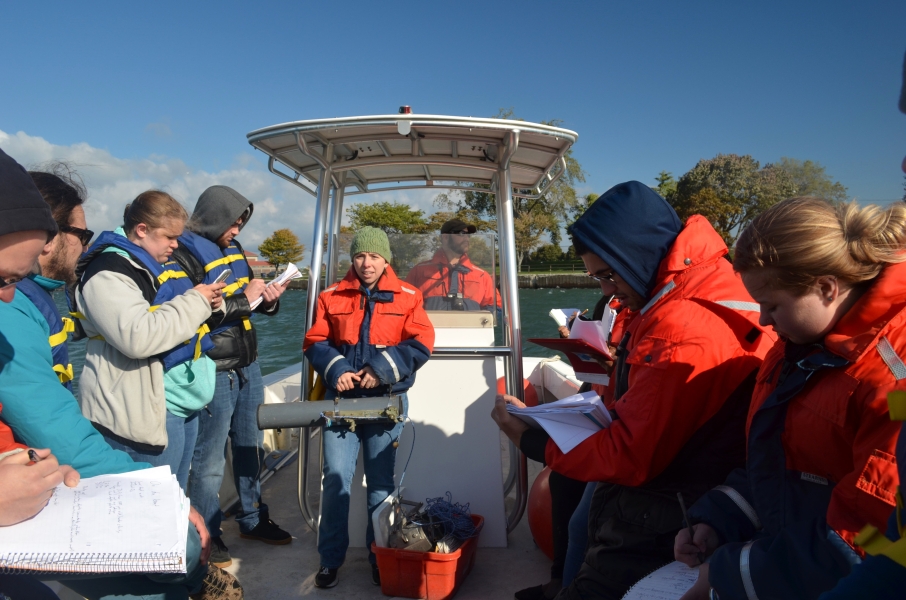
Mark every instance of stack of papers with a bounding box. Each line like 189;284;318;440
0;466;189;573
507;391;612;453
568;308;617;355
249;263;304;310
549;308;580;327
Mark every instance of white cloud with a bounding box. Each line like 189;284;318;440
0;129;450;261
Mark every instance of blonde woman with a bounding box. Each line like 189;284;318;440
675;197;906;599
75;191;225;489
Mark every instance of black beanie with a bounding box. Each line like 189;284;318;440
0;147;58;237
568;181;682;299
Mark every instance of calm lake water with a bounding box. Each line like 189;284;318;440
57;287;605;391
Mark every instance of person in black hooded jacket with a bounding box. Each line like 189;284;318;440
171;185;291;568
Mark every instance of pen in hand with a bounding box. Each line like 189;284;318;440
678;491;705;565
27;449;41;464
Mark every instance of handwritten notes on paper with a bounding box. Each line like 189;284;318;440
621;561;700;600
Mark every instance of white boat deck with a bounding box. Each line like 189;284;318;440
216;430;548;599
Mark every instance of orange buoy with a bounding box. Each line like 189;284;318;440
496;377;539;407
527;466;554;560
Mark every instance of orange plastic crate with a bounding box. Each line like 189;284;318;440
372;515;483;599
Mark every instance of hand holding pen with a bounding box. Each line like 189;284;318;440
0;448;80;526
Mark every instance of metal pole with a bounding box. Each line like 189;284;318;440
498;131;529;533
297;161;333;531
325;173;346;285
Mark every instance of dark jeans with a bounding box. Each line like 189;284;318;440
548;471;588;581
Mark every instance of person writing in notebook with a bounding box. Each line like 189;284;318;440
0;147;242;600
491;181;775;600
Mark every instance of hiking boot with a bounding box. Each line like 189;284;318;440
315;566;339;588
209;536;232;568
190;564;243;600
371;564;381;586
239;517;292;545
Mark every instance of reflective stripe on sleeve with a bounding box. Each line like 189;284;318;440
324;355;344;376
739;541;759;600
381;350;400;382
715;485;763;530
715;300;761;312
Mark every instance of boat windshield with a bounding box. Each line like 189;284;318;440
333;231;498;314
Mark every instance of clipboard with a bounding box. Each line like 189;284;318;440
529;337;613;385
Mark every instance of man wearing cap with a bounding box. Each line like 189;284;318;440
492;181;775;599
304;226;434;589
405;218;500;311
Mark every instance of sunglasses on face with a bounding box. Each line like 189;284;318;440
61;225;94;246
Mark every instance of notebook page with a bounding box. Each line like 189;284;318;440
0;470;181;556
622;561;700;600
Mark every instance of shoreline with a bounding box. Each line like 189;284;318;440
283;274;598;290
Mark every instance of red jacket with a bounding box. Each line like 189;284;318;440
545;216;776;486
0;403;26;456
690;261;906;599
405;251;501;310
303;265;435;396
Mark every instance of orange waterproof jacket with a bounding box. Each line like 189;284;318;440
690;261;906;599
303;265;435;397
545;216;776;486
406;251;501;310
0;403;26;456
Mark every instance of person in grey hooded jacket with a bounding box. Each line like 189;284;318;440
172;185;291;568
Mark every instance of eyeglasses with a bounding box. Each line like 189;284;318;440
586;270;617;284
60;225;94;246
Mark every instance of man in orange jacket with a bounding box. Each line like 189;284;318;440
493;181;775;599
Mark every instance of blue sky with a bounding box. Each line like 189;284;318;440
1;1;904;255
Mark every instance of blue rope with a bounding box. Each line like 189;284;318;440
411;492;482;540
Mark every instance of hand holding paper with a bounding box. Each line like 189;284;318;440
249;263;303;310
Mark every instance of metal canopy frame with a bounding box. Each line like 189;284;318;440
247;113;578;535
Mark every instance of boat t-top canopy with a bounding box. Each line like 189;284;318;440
248;111;578;535
247;113;578;198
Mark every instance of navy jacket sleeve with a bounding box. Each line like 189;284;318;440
689;468;762;544
304;340;355;388
367;338;431;387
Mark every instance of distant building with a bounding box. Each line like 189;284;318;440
245;251;274;278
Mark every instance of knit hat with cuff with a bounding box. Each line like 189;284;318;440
0;147;58;237
350;226;392;262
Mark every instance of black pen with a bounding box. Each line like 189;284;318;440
678;492;705;565
27;449;41;463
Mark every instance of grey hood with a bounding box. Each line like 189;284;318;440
189;185;253;242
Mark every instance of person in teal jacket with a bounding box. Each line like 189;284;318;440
0;147;241;600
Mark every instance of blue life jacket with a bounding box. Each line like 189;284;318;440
178;231;253;334
17;276;75;390
74;231;214;370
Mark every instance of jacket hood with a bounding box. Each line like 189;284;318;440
568;180;682;299
190;185;253;243
825;260;906;362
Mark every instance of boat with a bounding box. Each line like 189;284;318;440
167;111;586;598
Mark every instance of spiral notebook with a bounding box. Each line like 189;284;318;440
621;561;700;599
0;466;189;574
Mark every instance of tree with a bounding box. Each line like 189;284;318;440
669;154;796;247
653;171;677;199
257;229;305;272
346;201;428;234
433;109;587;271
774;157;848;203
531;243;564;262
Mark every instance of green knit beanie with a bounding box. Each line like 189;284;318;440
350;226;392;261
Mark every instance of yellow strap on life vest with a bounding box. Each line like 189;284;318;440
70;311;86;320
242;316;252;331
204;253;246;272
854;523;906;567
53;363;74;384
888;390;906;421
191;323;211;361
48;317;76;347
157;270;188;285
222;277;250;297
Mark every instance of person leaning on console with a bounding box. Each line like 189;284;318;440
492;180;777;600
405;218;501;312
0;147;242;600
303;227;435;590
